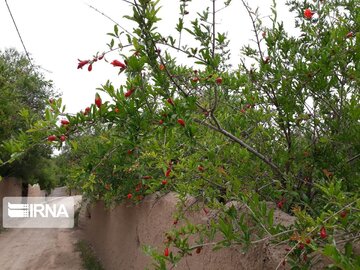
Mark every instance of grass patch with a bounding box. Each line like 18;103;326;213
0;224;5;234
74;208;80;228
75;240;104;270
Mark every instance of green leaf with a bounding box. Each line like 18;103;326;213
268;208;274;227
114;24;119;36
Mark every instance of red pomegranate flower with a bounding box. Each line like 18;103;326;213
304;9;314;19
177;119;185;127
95;95;102;108
84;107;91;115
77;59;89;69
192;77;199;83
320;226;327;239
127;193;133;199
346;31;354;38
47;135;57;142
167;98;175;106
164;247;169;257
88;64;93;72
124;89;134;98
61;119;70;125
215;77;223;85
111;60;126;69
60;135;66;142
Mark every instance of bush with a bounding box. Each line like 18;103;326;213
5;0;360;268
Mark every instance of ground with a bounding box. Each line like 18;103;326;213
0;188;83;270
0;227;83;270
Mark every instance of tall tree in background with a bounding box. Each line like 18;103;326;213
0;49;59;191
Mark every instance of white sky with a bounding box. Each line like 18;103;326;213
0;0;294;113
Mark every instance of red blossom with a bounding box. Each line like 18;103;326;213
165;168;171;177
215;77;223;85
47;135;57;142
192;77;199;83
164;247;169;257
167;98;175;106
346;31;354;38
77;59;89;69
159;119;164;125
61;119;70;125
95;96;102;108
277;197;287;209
320;226;327;239
84;107;91;115
304;9;314;19
111;60;126;69
124;89;134;98
162;179;168;185
340;210;347;218
177;119;185;127
60;135;66;142
88;64;93;72
127;193;133;199
198;165;205;172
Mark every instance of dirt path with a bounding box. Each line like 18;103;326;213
0;227;83;270
0;191;84;270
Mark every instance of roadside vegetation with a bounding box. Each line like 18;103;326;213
2;0;359;269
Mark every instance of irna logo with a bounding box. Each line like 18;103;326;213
7;202;69;218
3;197;75;228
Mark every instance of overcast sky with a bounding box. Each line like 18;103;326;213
0;0;294;113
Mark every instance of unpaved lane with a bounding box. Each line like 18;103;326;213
0;192;83;270
0;227;83;270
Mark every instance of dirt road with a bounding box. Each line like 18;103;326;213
0;227;83;270
0;190;84;270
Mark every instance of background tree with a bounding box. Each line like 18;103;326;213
0;49;60;191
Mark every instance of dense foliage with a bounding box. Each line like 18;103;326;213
4;0;360;268
0;49;60;190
